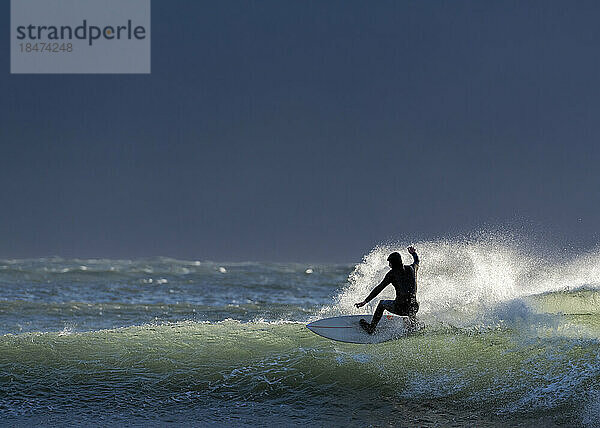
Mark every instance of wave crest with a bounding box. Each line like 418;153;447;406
323;234;600;328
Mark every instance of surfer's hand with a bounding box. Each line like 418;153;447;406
355;301;367;308
407;246;416;254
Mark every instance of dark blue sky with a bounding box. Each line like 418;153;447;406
1;1;599;261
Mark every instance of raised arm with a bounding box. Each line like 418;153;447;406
408;246;419;267
355;273;391;308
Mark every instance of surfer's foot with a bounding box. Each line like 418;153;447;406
359;319;375;335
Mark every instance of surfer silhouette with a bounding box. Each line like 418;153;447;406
354;247;419;334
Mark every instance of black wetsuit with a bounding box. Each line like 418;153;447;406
365;252;419;328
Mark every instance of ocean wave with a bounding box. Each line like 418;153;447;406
0;257;351;277
3;235;600;425
1;320;599;425
324;235;600;329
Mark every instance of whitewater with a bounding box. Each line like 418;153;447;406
2;235;600;426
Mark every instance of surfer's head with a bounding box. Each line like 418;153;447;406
387;252;403;269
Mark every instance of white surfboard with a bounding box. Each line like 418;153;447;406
306;314;409;344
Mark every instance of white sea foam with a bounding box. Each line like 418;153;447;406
323;234;600;329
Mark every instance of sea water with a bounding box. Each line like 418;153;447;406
2;235;600;426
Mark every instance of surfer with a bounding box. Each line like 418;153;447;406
354;247;419;334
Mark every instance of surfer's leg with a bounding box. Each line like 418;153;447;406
371;300;395;329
